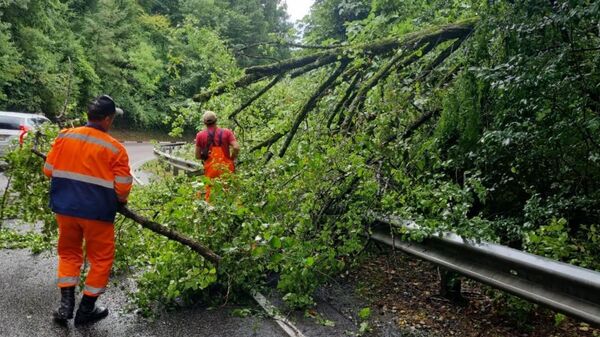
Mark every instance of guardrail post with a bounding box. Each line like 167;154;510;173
438;267;465;303
173;166;179;176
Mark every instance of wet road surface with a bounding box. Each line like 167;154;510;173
0;249;284;337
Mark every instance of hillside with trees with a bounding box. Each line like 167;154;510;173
0;0;291;127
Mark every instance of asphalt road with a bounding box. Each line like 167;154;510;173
0;249;284;337
124;142;157;185
0;142;287;337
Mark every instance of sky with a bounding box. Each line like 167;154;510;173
284;0;315;23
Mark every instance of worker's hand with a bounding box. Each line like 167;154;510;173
117;200;128;210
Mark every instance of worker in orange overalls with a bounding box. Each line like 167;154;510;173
195;111;240;201
43;95;132;326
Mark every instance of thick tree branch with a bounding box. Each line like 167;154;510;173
237;52;282;63
119;206;222;264
250;132;286;152
400;109;441;141
193;72;268;103
244;52;339;78
340;48;412;130
194;53;341;103
416;36;467;81
327;72;362;129
341;37;443;130
278;62;348;158
289;56;343;79
234;41;339;53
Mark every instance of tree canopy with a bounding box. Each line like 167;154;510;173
0;0;291;127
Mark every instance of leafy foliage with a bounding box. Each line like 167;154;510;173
1;125;59;240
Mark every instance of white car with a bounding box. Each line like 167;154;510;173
0;111;51;156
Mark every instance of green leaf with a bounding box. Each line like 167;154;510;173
270;237;282;249
358;307;371;320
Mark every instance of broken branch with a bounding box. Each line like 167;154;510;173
118;206;222;264
250;132;286;152
278;62;348;158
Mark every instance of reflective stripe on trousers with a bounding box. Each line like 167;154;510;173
84;285;106;296
57;276;80;286
56;214;115;297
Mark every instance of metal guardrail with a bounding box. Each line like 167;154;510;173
154;145;600;326
153;143;203;176
372;215;600;326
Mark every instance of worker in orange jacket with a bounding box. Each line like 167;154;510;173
195;111;240;201
44;95;132;325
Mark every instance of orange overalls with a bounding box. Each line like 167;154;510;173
43;124;132;297
203;128;234;201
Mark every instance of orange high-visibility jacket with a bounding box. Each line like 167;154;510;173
43;125;132;222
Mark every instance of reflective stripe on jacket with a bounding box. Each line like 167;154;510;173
43;125;132;222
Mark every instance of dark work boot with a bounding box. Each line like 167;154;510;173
74;295;109;326
53;286;75;324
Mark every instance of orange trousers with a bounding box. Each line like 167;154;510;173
203;147;234;201
56;214;115;297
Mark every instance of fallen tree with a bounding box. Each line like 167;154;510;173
194;19;477;157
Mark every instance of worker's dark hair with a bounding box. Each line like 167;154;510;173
87;109;113;122
87;95;121;121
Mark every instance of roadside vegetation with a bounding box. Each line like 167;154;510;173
1;0;599;331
